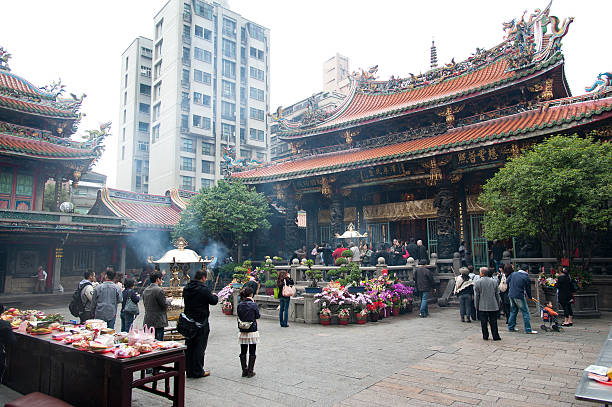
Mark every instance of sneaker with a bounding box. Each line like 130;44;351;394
526;330;538;334
508;328;518;332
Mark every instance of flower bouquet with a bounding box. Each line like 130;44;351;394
319;307;332;325
356;308;368;324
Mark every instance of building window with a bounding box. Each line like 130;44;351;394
182;138;194;153
181;176;194;191
140;65;151;77
249;47;264;60
123;109;126;123
0;171;12;195
203;28;212;41
256;152;265;161
138;122;149;133
194;69;211;84
181;157;194;171
201;142;213;155
240;87;247;106
135;175;142;188
249;128;264;141
222;38;236;59
138;140;149;152
249;107;264;121
221;80;236;99
15;174;33;196
221;123;235;143
139;84;151;96
154;40;162;59
124;74;128;88
123;91;127;106
154;62;162;79
194;47;211;63
139;103;150;114
192;115;211;129
249;66;264;81
240;127;246;143
121;146;125;160
194;25;203;38
122;128;126;142
241;149;251;158
155;20;163;39
222;59;236;79
221;101;236;121
152;103;160;120
201;179;213;189
125;56;129;70
247;23;265;41
73;248;95;273
181;114;189;131
153;82;162;101
141;47;152;58
249;87;264;101
240;66;246;85
222;17;236;37
152;124;160;143
194;0;212;20
201;160;213;174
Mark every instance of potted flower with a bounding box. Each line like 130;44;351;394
338;308;351;325
263;279;276;295
304;260;323;293
319;308;332;325
356;308;368;324
221;299;233;315
367;302;380;322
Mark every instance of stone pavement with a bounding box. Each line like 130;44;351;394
1;293;610;406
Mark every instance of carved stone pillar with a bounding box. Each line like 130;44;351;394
284;194;299;257
433;183;459;259
53;173;62;212
330;194;344;246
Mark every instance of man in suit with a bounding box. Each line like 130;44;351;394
142;271;171;340
474;267;501;341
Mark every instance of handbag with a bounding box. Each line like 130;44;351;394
237;318;253;330
124;296;139;315
282;279;296;297
498;274;508;293
177;313;204;339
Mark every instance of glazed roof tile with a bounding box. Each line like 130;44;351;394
0;70;55;99
99;188;182;229
280;54;563;139
236;95;612;183
0;126;98;160
0;95;77;118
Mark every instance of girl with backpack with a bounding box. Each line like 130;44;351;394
120;279;140;332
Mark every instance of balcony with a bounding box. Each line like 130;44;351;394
180;127;189;134
181;79;190;89
141;49;153;59
183;12;192;23
182;57;191;67
181;102;190;113
182;35;191;45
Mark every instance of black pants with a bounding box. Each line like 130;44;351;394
154;327;164;341
479;310;500;340
185;324;210;377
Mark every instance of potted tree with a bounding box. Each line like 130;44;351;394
319;308;332;325
304;259;323;293
263;280;276;295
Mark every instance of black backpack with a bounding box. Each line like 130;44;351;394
68;282;91;318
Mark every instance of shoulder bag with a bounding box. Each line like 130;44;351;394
177;313;204;339
237;318;253;330
125;296;139;315
282;279;296;297
498;274;508;293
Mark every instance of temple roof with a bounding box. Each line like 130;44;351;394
0;121;101;161
279;54;564;140
235;93;612;183
0;69;81;120
89;188;196;230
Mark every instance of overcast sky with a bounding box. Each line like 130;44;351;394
2;0;610;188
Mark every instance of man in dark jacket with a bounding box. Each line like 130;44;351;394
183;270;219;378
506;264;537;334
414;261;435;317
406;238;418;261
142;272;170;340
321;243;333;266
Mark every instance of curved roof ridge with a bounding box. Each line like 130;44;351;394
0;70;55;99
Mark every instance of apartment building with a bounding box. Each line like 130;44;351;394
117;37;153;193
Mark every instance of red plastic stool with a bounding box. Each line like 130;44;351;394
5;392;74;407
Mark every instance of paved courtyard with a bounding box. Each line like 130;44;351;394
0;293;610;406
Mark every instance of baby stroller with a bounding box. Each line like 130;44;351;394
531;298;563;332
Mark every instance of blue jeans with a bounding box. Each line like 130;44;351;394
279;297;290;326
106;316;116;330
420;291;430;316
508;297;533;332
120;310;135;333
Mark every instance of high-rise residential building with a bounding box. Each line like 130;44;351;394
322;53;350;95
117;37;153;193
118;0;270;194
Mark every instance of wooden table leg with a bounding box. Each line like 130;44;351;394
120;367;133;407
174;355;185;407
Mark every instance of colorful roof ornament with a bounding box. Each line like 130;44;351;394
585;72;612;93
